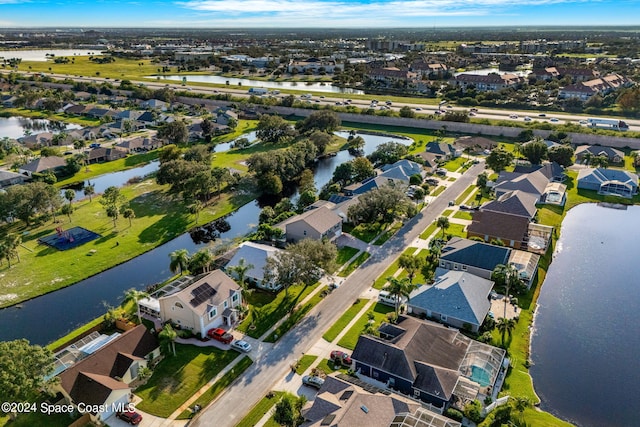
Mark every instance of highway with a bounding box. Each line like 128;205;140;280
190;161;486;427
5;70;640;132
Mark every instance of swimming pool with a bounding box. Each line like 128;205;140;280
470;365;491;387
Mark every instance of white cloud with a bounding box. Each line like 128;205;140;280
173;0;588;26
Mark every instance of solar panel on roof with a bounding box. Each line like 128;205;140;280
339;390;354;401
189;283;217;307
321;414;336;425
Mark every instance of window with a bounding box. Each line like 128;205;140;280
174;302;183;309
440;261;445;267
232;294;239;302
414;389;420;397
303;230;307;236
441;314;448;321
208;308;217;320
462;265;467;271
454;264;459;270
223;301;228;308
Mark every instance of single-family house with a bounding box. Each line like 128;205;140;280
408;268;494;333
86;147;128;164
115;110;143;121
508;250;541;290
351;316;506;408
467;210;531;249
136;111;157;125
449;73;523;92
493;171;549;199
153;270;243;337
116;136;161;153
224;242;283;291
301;375;451;427
17;132;55;148
56;325;159;423
216;110;238;126
279;206;342;243
481;190;538;220
512;162;566;183
85;108;114;120
0;169;26;188
141;99;168;111
577;168;638;198
18;156;66;177
380;159;423;177
424;142;458;161
439;237;511;280
64;104;90;116
1;95;18;108
453;136;497;154
575;145;624;164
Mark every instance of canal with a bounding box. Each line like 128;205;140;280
0;130;411;345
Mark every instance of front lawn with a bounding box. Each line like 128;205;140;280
336;246;359;266
323;298;369;342
176;356;253;420
235;391;285;427
442;157;467;172
431;186;446;197
337;303;395;350
453;210;473;220
264;285;326;343
343;222;387;243
373;221;402;245
446;223;467;238
337;251;370;277
455;185;477;205
419;222;438;240
315;358;350;375
135;344;240;417
237;282;319;339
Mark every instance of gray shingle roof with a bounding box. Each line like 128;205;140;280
409;268;493;326
224;242;280;282
481;190;538;219
467;210;531;244
440;237;511;272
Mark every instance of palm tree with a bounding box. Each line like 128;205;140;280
158;323;177;356
496;318;516;347
123;288;149;324
437;216;450;239
227;258;255;304
383;276;416;316
492;263;522;318
83;184;95;202
511;396;531;414
398;254;423;284
428;238;443;262
169;249;190;275
188;249;213;274
64;189;75;205
123;208;135;227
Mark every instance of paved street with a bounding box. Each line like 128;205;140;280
191;161;486;427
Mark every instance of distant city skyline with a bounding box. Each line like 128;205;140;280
0;0;639;28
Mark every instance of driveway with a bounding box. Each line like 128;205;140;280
191;161;486;427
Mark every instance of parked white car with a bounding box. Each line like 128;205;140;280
231;340;252;353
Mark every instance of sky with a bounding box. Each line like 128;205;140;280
0;0;639;28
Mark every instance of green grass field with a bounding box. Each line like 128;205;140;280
453;210;473;220
0;179;252;309
337;303;395;350
322;298;369;342
135;344;241;417
455;185;477;205
235;391;285;427
337;252;370;278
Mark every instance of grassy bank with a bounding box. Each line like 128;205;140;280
0;179;253;308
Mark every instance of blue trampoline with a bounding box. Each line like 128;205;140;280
38;226;101;251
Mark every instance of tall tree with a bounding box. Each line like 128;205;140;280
158;323;177;356
169;249;190;275
437;216;450;239
157;120;188;145
0;339;55;404
383;276;416;316
123;288;149;324
188;249;213;274
123;208;135;227
496;318;516;347
99;186;126;228
520;138;548;165
486;146;514;173
64;189;75;205
398;254;424;284
226;258;254;304
547;145;574;167
83;184;95;202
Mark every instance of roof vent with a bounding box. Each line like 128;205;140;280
361;405;369;414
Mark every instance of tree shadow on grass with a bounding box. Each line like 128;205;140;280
138;211;191;245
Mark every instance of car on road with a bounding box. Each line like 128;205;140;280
579;120;587;125
434;110;442;115
550;118;559;122
509;114;519;119
415;107;422;111
524;116;532;122
117;411;142;425
469;112;476;116
538;113;546;117
330;350;352;365
302;375;325;389
231;340;252;352
207;328;234;344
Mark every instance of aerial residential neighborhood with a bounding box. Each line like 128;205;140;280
0;5;639;427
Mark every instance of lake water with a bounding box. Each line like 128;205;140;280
0;49;103;62
0;116;82;139
0;130;411;345
530;203;640;427
153;75;364;94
